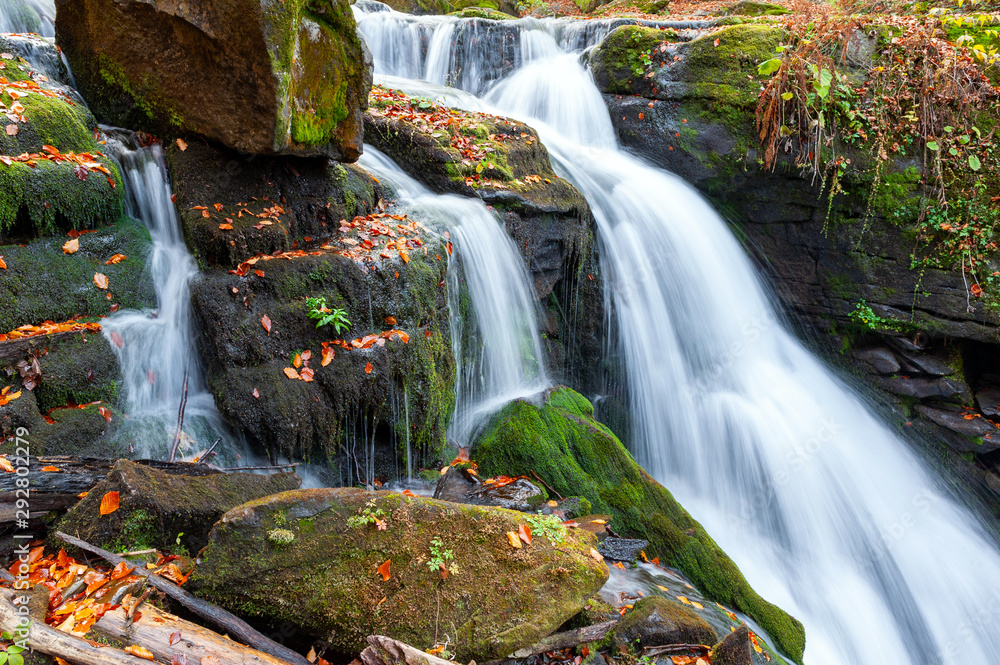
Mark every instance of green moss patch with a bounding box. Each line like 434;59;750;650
472;387;806;663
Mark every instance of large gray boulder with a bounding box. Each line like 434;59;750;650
55;0;371;160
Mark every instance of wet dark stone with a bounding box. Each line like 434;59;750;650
598;537;649;563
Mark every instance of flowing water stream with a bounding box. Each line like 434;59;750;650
355;6;1000;664
358;147;549;445
101;140;240;462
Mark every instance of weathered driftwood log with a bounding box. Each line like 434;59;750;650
0;591;152;665
0;456;221;525
361;635;460;665
55;531;311;665
95;598;294;665
508;620;619;659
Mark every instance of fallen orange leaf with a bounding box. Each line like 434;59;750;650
0;458;13;473
109;331;124;349
614;561;626;571
589;548;603;563
98;406;113;423
384;316;397;325
93;273;108;289
105;253;127;265
40;465;60;472
218;223;233;230
365;362;373;374
125;645;154;660
110;560;134;580
99;491;119;516
62;238;79;254
506;531;522;549
377;558;391;581
176;138;188;151
300;367;315;382
321;346;334;367
0;256;5;269
518;524;532;545
262;314;272;334
252;388;260;399
283;367;300;380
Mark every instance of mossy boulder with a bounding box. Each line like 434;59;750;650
614;596;717;648
189;487;609;660
472;387;805;663
449;6;515;19
165;140;381;269
0;42;125;238
0;388;122;457
189;223;455;467
0;219;156;332
379;0;452;14
55;459;302;553
719;1;790;16
55;0;371;160
711;625;752;665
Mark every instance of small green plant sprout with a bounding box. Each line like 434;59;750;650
526;513;567;545
849;300;910;333
428;536;458;577
267;528;296;547
347;499;388;530
0;635;25;665
306;296;351;333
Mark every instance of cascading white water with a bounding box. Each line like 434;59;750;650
0;0;55;37
358;147;549;445
101;142;237;461
356;8;1000;664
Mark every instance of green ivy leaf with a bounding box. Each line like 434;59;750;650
757;58;782;76
969;154;982;171
927;141;940;151
949;148;959;156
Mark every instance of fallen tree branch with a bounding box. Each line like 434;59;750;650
529;469;564;501
95;596;296;665
361;635;458;665
642;643;711;658
0;591;151;665
55;531;310;665
507;620;618;660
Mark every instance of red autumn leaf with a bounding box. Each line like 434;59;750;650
446;242;453;256
93;273;108;289
292;352;302;369
971;283;983;297
402;489;416;497
213;203;224;212
518;524;532;545
384;316;397;325
254;269;264;278
40;465;60;472
109;331;124;348
252;388;260;399
218;223;233;230
321;346;334;366
365;362;373;374
99;491;120;516
201;210;210;218
261;314;272;334
98;406;112;423
377;559;391;581
105;253;127;265
300;367;315;382
170;631;182;646
0;256;5;269
301;350;312;363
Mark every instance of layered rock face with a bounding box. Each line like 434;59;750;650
55;0;371;160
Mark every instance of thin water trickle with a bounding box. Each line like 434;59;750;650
101;141;241;462
0;0;55;37
358;147;549;445
356;7;1000;664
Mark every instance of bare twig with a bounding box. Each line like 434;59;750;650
529;469;564;501
169;369;190;463
197;437;222;464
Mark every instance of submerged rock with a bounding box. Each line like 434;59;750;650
55;459;301;553
189;488;609;660
614;596;717;649
55;0;371;160
711;624;752;665
472;387;805;663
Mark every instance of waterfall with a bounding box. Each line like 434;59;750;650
356;8;1000;665
101;142;238;462
0;0;55;37
358;147;549;445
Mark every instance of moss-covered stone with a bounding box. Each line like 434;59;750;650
189;488;609;660
449;6;514;19
472;387;805;663
55;459;302;553
0;219;155;332
56;0;370;160
29;334;120;412
719;1;790;16
614;596;717;648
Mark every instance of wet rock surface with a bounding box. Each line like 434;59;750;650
598;537;649;563
613;596;717;649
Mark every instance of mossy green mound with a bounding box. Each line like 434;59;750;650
55;459;302;553
719;1;790;16
189;488;609;660
472;387;805;663
449;6;514;19
0;219;155;332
